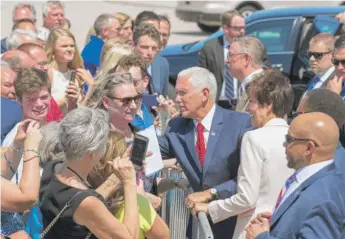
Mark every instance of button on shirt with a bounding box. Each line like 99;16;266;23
219;36;238;100
276;159;334;210
193;104;216;148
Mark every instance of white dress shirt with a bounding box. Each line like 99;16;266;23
219;36;238;100
193;104;216;148
276;159;334;211
207;118;293;239
238;69;263;97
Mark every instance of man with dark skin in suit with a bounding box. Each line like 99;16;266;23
245;112;341;238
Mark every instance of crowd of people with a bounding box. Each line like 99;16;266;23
1;1;345;239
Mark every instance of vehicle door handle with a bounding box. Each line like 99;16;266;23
272;63;283;72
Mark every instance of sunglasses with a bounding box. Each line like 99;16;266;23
285;134;319;147
307;51;331;60
108;94;142;106
332;57;345;66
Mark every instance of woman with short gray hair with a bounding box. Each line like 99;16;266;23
39;107;139;239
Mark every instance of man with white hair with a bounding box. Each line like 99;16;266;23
158;67;252;239
228;36;265;112
1;3;37;53
37;1;65;41
81;13;123;76
6;29;37;51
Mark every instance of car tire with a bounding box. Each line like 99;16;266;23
237;5;260;18
197;22;220;33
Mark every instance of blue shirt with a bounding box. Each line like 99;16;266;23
1;97;22;144
81;35;104;77
131;103;154;131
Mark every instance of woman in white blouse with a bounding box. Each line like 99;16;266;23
193;69;295;239
46;29;85;113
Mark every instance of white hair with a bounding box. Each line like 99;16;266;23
94;14;117;36
177;67;217;101
43;1;65;16
12;3;37;21
6;29;37;50
58;107;110;161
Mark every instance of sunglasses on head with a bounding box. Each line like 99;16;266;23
307;51;331;60
108;94;142;106
332;57;345;66
285;134;319;147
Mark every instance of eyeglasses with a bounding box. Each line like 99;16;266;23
108;94;142;106
332;57;345;66
227;52;246;59
307;51;332;60
132;78;143;87
228;25;245;31
285;134;319;147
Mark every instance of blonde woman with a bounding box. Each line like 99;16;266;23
46;29;87;112
114;12;133;43
100;37;131;64
100;44;132;74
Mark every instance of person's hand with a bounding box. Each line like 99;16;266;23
24;121;42;148
185;190;213;208
65;82;80;109
9;230;31;239
152;95;178;117
245;217;270;239
192;202;208;216
336;12;345;23
145;192;162;210
76;68;94;86
250;212;272;225
175;178;189;193
327;75;344;95
13;119;39;149
108;156;136;185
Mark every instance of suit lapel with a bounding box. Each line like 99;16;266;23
217;36;225;83
202;107;223;180
270;163;337;226
184;119;202;172
236;92;249;112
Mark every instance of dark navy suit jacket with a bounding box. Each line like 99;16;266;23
256;163;345;239
1;97;22;143
335;142;345;179
158;106;252;239
150;54;169;96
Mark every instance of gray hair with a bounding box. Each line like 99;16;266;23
43;1;65;16
87;72;134;109
177;67;217;101
6;29;37;50
234;36;265;68
12;3;37;21
94;14;117;36
39;121;64;167
334;34;345;51
59;107;110;161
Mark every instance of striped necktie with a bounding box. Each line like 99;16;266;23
224;63;235;100
273;173;297;212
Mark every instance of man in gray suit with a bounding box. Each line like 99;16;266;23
302;33;335;97
199;10;245;107
229;36;265;112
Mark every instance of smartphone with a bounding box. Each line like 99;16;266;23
142;94;158;108
130;134;149;170
70;70;76;82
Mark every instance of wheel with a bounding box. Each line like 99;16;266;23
237;5;260;18
197;22;220;33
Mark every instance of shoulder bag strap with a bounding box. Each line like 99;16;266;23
38;190;92;239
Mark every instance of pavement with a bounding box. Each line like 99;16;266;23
1;0;211;50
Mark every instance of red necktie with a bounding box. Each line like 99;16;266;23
273;173;297;212
196;123;206;166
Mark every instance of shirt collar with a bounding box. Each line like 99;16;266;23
223;35;231;48
240;69;263;91
193;104;216;132
295;159;334;183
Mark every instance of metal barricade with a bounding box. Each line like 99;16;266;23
158;170;214;239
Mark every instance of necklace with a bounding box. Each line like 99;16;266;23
66;165;92;189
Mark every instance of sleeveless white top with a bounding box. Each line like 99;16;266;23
51;69;72;102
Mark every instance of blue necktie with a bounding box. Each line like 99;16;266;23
224;63;235;100
306;76;321;92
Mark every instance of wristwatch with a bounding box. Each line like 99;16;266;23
210;188;218;200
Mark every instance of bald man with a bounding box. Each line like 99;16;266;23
246;112;345;239
1;49;33;70
18;42;48;71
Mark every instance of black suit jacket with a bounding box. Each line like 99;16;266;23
199;36;225;100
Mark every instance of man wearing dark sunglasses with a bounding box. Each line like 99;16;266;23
246;112;345;239
327;34;345;99
303;33;335;97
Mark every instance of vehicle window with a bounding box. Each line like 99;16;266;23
246;19;295;52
